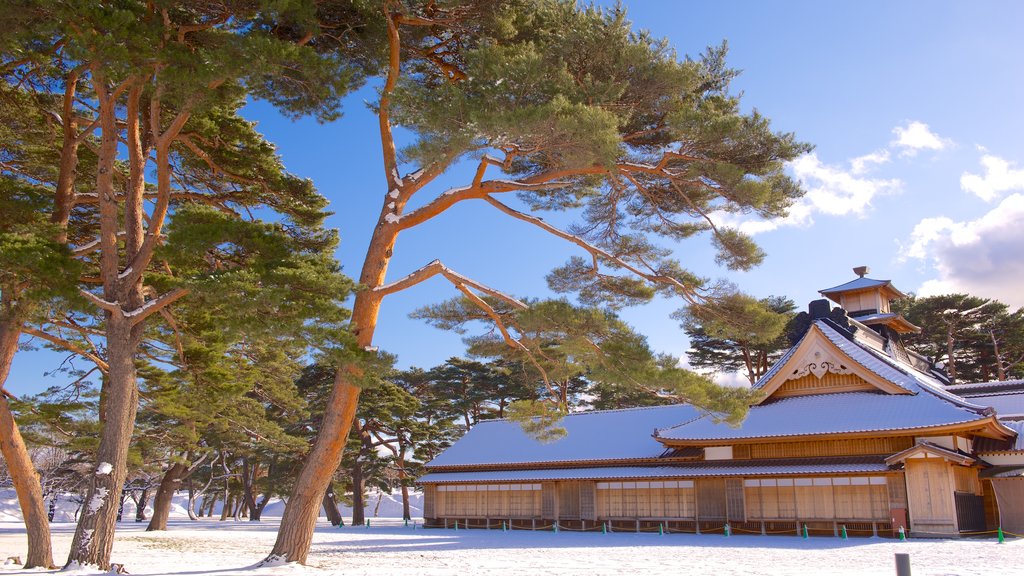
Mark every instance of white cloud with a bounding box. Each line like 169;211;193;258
711;121;954;236
721;152;902;235
891;121;951;156
850;149;891;175
903;193;1024;307
960;153;1024;202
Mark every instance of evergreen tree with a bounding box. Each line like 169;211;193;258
897;294;1024;383
277;1;807;559
2;1;367;567
676;294;797;385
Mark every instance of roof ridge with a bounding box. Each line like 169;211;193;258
470;402;692;425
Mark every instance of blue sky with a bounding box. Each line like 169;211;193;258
8;1;1024;395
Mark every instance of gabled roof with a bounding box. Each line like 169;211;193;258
885;442;975;466
655;318;1014;445
654;391;995;444
752;321;912;399
424;404;700;469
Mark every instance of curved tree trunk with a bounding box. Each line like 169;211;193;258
0;322;55;568
135;486;151;522
263;374;361;564
321;487;342;527
146;462;186;531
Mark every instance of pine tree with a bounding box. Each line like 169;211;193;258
2;1;367;568
676;294;797;385
897;294;1024;383
273;1;807;562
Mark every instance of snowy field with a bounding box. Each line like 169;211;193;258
0;517;1020;576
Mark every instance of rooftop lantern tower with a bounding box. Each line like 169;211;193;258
818;266;921;335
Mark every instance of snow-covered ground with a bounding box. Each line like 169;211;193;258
0;491;1019;575
0;517;1019;576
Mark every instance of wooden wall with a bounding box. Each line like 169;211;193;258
746;437;913;459
744;477;888;521
428;474;899;525
434;483;542;518
774;372;876;397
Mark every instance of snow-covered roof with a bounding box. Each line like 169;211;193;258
958;391;1024;420
947;379;1024;396
419;457;890;483
424;404;701;469
819;277;898;296
819;277;890;293
851;312;898;323
655;391;988;442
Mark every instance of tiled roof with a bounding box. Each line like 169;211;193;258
419;457;891;483
424;404;701;469
947;379;1024;396
655;391;988;442
960;392;1024;420
819;277;892;295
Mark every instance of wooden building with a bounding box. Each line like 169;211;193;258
418;270;1024;537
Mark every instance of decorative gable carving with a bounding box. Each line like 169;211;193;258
787;340;854;381
757;324;911;403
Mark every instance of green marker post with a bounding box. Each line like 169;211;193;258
802;524;809;539
998;526;1005;544
841;525;848;539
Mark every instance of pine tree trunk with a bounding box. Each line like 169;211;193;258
65;317;140;570
186;479;198;521
146;462;186;531
135;486;151;522
401;484;411;521
0;346;55;569
242;458;260;521
350;453;365;526
321;487;342;527
219;494;232;521
65;74;145;572
263;371;361;564
946;324;958;383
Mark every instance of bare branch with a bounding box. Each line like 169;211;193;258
22;326;109;372
373;259;526;309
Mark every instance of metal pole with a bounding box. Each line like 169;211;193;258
894;553;911;576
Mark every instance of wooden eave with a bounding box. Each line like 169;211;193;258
755;323;911;402
655;415;1014;448
424;456;692;474
858;314;921;334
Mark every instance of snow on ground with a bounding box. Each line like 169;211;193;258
0;490;1018;576
0;517;1019;576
